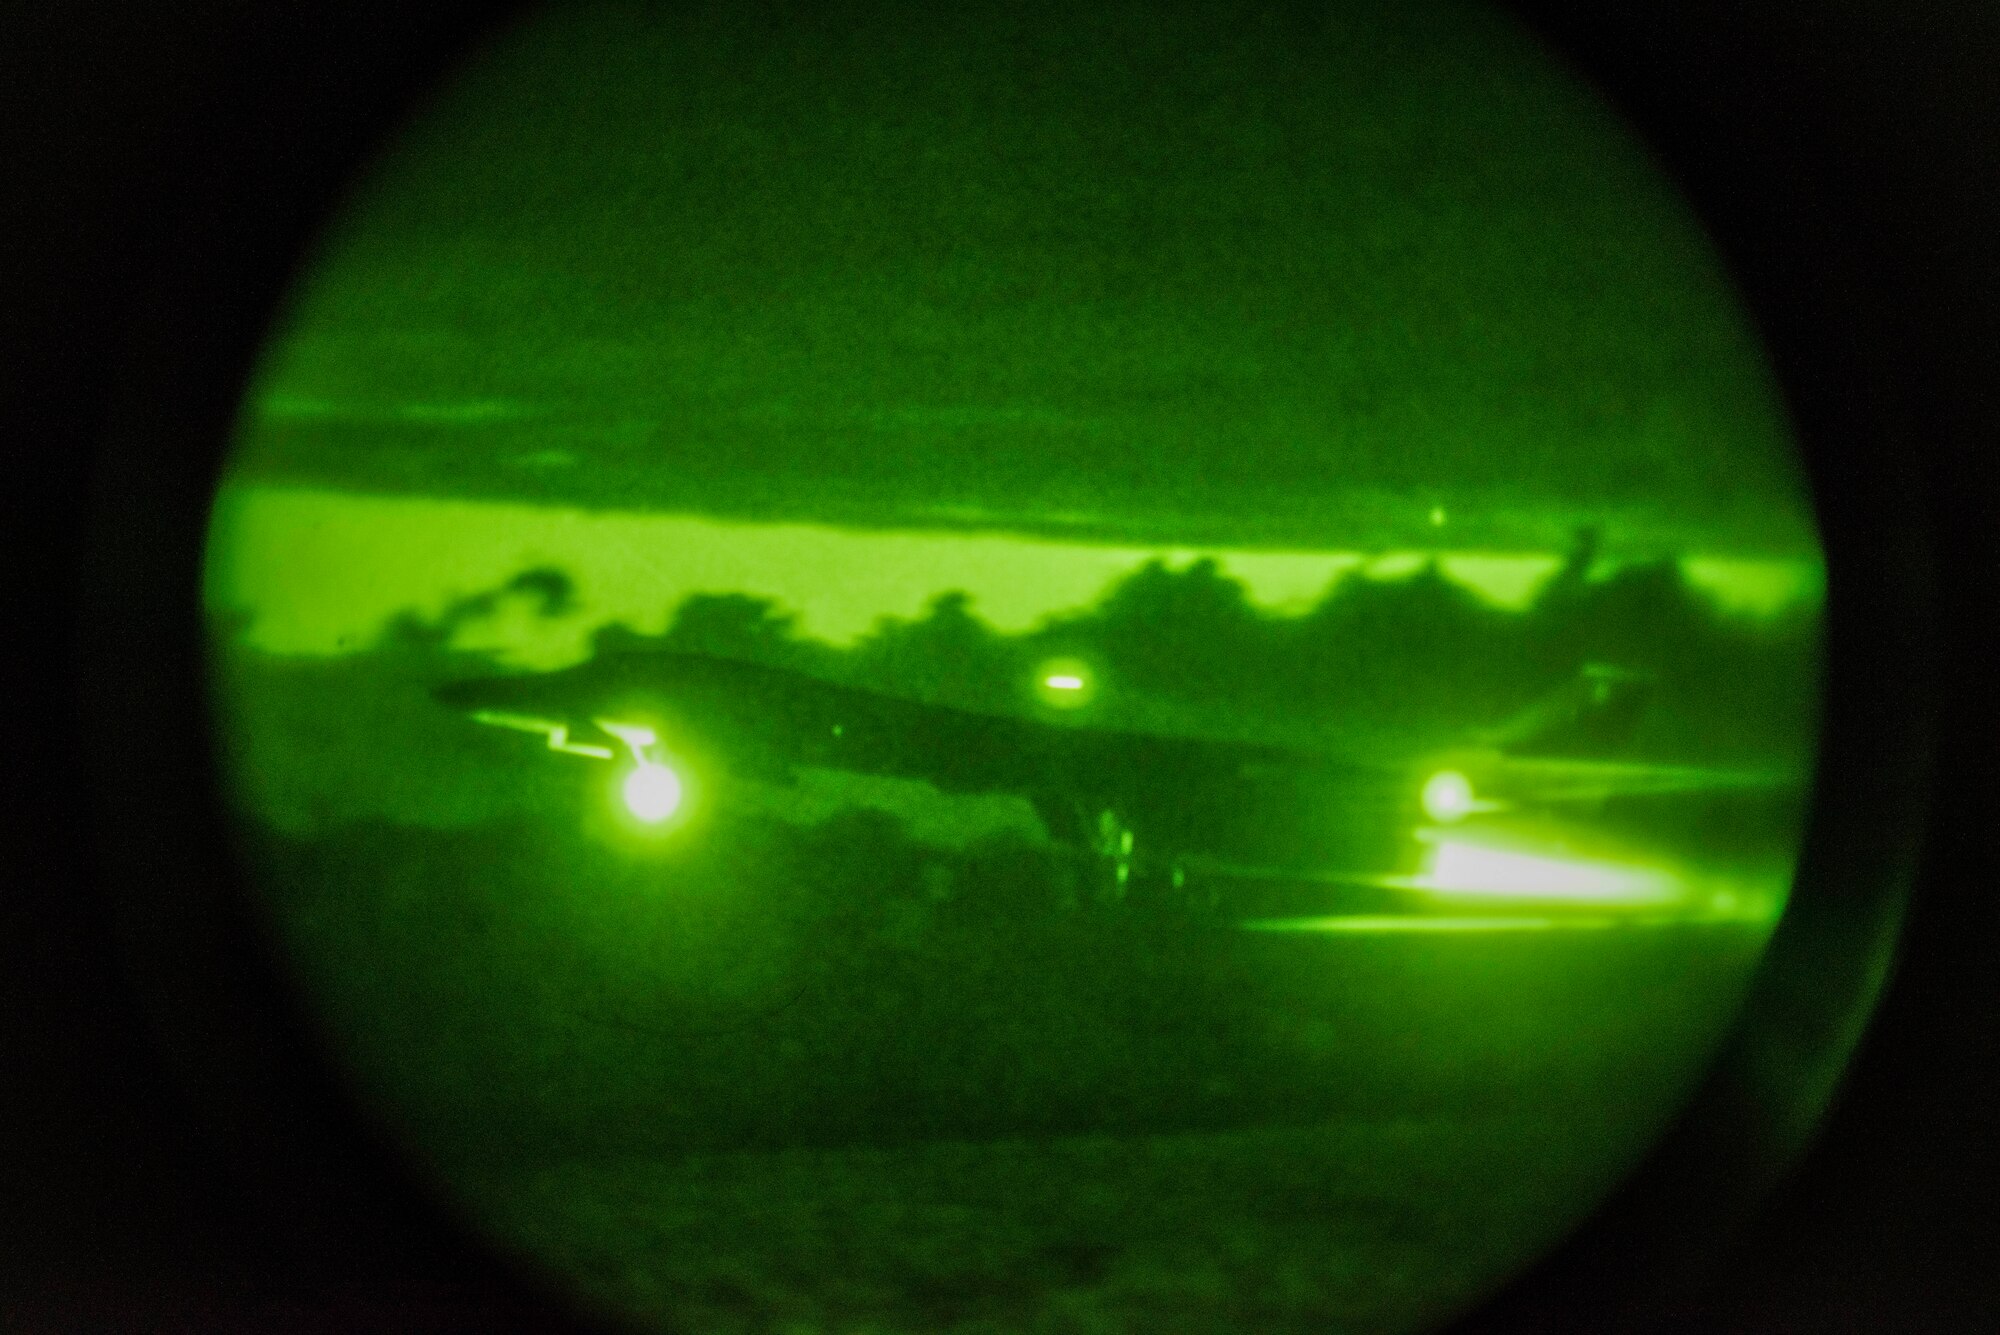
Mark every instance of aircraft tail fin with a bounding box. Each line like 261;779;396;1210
1486;662;1655;759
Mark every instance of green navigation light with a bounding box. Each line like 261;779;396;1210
622;761;683;824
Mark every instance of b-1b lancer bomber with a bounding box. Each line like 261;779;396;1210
434;650;1799;919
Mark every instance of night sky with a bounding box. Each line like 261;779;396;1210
228;0;1815;559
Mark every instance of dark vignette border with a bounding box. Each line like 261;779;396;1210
55;4;592;1330
1454;4;1950;1329
23;1;1980;1330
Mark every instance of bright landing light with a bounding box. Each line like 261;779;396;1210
1421;769;1477;822
1420;836;1680;906
622;762;683;823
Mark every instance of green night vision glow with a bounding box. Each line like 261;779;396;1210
198;0;1833;1332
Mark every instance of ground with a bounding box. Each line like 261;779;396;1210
213;646;1792;1334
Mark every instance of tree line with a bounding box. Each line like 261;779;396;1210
573;526;1820;762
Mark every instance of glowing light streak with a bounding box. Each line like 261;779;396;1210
597;720;658;753
1413;835;1682;906
581;717;691;828
1044;673;1085;691
467;710;690;827
1477;756;1796;802
1240;915;1618;934
469;709;615;759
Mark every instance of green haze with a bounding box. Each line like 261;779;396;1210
204;2;1829;1333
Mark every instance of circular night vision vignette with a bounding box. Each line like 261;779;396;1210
105;2;1920;1335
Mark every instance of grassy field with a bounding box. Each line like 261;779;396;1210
428;920;1767;1335
463;1114;1643;1335
247;807;1769;1333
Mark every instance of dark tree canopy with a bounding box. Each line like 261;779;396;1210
357;525;1817;761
